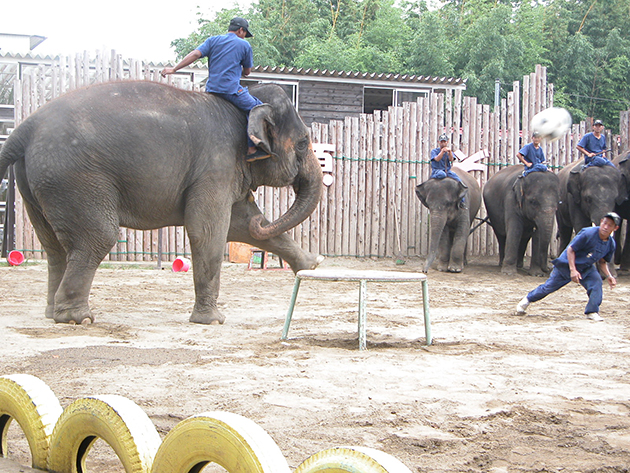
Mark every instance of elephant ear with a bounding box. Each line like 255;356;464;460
247;104;276;156
567;171;581;204
457;181;468;202
415;183;430;209
512;176;525;209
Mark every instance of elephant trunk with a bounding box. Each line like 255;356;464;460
249;148;323;240
531;210;555;272
424;212;448;271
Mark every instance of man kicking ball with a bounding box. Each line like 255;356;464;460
515;212;620;321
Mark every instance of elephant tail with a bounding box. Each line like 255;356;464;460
0;122;29;179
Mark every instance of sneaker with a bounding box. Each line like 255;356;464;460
246;149;272;162
586;312;603;321
515;296;530;315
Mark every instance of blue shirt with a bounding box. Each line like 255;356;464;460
577;133;606;158
553;226;616;273
430;147;452;173
518;142;545;165
196;33;254;94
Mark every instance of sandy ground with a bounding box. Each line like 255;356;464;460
1;256;630;473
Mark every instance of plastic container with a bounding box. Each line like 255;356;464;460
7;250;25;266
172;257;191;272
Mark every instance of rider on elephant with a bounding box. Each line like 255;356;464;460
161;17;269;162
576;119;614;169
430;134;467;207
517;131;548;177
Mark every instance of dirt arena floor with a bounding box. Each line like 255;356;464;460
1;256;629;472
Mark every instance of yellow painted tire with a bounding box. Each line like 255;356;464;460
47;395;161;473
295;446;412;473
151;411;290;473
0;374;63;470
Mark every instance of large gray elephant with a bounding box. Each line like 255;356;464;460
557;159;627;253
613;152;630;270
415;168;481;272
0;81;323;325
483;166;559;276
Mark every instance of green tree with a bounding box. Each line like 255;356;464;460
166;0;630;130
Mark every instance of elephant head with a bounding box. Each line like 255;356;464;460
567;165;626;226
245;84;323;240
416;177;469;272
615;152;630;203
513;171;560;273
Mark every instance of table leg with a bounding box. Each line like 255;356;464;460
358;279;367;350
282;276;302;340
422;279;432;345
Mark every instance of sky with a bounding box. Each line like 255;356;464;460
0;0;251;63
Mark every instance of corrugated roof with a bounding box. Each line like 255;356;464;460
250;65;466;86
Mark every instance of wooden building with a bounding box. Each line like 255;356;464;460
241;66;466;126
179;64;467;126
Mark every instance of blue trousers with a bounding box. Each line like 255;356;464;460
212;87;263;148
522;163;548;176
430;170;462;182
527;265;603;314
584;156;615;168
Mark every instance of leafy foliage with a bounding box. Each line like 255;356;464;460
170;0;630;132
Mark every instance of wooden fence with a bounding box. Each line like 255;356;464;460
6;52;629;262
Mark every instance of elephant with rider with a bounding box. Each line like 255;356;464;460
484;165;560;276
557;158;627;253
415;167;481;273
0;81;323;325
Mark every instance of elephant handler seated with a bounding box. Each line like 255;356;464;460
517;131;548;177
161;17;270;162
430;133;468;208
430;134;464;182
575;119;614;170
515;212;620;322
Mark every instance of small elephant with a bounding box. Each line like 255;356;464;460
483;166;559;276
0;81;323;325
557;159;627;253
415;167;481;272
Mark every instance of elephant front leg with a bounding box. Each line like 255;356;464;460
447;212;470;272
501;219;524;275
227;197;324;273
187;215;231;325
436;229;452;272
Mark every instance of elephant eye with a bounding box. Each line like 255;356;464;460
296;137;309;152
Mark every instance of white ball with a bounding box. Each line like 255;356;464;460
530;107;572;142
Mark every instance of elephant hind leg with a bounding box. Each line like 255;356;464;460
23;201;67;319
43;199;119;324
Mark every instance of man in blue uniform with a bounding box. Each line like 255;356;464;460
161;17;269;161
576;119;613;168
515;212;620;321
517;131;547;177
430;134;462;182
430;134;467;208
